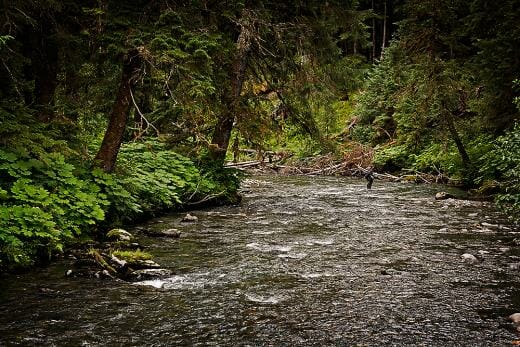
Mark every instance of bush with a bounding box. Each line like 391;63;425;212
0;150;108;268
479;124;520;222
116;141;213;216
373;144;411;172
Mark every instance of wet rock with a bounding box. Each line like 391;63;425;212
127;268;173;281
181;213;198;222
110;255;128;270
148;228;181;238
435;191;455;200
106;228;133;242
380;269;392;276
481;222;498;228
128;259;161;270
509;263;520;270
510;313;520;324
461;253;478;263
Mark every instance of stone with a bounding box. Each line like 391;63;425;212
509;263;520;270
181;213;198;222
128;268;173;281
461;253;478;263
128;259;161;270
106;228;133;242
110;255;127;269
510;313;520;324
148;228;181;238
435;192;455;200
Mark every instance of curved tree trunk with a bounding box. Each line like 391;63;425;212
209;10;254;163
94;48;144;172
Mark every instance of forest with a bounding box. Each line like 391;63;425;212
0;0;519;270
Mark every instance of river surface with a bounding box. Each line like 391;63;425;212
1;175;520;346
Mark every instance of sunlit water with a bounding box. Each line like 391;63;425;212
1;176;520;346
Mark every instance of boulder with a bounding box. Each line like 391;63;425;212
510;313;520;324
106;229;134;242
461;253;478;263
181;213;198;222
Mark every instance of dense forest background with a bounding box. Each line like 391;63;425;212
0;0;519;269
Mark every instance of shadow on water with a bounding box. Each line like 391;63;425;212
1;175;520;346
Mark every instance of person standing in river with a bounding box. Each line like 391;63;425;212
364;168;374;189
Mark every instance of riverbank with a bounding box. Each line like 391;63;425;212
0;141;241;273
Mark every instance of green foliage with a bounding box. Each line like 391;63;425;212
372;144;411;171
0;149;108;268
479;124;520;221
116;141;201;214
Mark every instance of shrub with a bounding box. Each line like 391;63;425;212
0;150;108;268
373;144;411;172
479;123;520;222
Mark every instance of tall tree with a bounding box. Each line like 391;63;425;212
209;9;256;162
94;47;145;172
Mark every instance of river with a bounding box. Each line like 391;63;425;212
1;175;519;346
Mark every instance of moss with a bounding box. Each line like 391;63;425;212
111;250;153;262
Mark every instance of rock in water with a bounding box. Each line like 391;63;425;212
181;213;198;222
461;253;478;263
129;259;161;270
110;255;128;269
128;268;173;281
510;313;520;324
435;192;455;200
148;228;181;238
106;228;133;242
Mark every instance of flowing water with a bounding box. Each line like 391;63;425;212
1;175;520;346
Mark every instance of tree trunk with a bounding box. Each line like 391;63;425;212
94;48;144;172
371;0;376;62
381;0;387;59
22;18;59;122
444;109;471;168
209;11;254;162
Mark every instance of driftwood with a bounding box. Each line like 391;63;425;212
225;156;455;185
225;142;454;184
